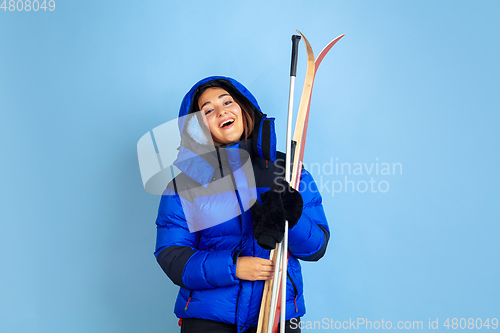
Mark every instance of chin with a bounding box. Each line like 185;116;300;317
217;131;244;144
220;137;239;144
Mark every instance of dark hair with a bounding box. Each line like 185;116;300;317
191;80;254;142
232;94;254;141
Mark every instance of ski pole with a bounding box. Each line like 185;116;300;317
286;34;301;184
268;35;300;333
280;33;301;333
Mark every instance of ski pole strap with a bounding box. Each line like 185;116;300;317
290;35;301;77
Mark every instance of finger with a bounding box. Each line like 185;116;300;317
260;264;273;271
257;272;274;280
260;259;274;266
262;268;275;277
257;266;274;276
265;273;275;280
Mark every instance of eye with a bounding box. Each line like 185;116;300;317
224;100;233;106
204;109;213;115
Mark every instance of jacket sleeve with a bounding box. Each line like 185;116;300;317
154;187;240;290
287;169;330;261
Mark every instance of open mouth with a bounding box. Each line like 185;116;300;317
219;118;235;128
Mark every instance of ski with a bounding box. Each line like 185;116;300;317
257;31;344;333
290;30;317;190
295;34;345;179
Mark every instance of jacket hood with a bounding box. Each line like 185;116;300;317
173;76;276;187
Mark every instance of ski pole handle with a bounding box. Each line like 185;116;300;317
290;35;301;77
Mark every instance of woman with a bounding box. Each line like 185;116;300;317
154;76;329;333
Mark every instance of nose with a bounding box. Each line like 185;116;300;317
216;107;227;117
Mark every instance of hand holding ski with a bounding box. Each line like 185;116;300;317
251;179;303;250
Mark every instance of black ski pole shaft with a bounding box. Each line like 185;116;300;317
290;35;301;77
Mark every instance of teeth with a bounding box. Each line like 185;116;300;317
220;119;234;128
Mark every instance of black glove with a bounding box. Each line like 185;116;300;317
250;179;303;250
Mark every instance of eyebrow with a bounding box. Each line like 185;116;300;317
200;94;231;109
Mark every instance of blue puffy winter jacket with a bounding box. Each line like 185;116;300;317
154;76;329;332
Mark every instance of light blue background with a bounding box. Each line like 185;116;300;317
1;1;499;332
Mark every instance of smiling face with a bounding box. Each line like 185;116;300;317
198;87;245;145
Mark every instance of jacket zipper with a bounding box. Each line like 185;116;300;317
235;287;242;331
217;144;244;331
184;290;194;311
215;146;224;178
235;190;243;331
